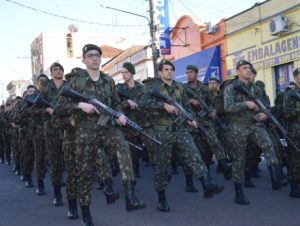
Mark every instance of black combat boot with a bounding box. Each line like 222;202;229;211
103;178;119;204
36;180;45;196
67;199;79;219
157;190;170;212
134;161;141;178
200;174;224;198
53;186;63;206
289;181;300;198
234;183;250;205
96;177;104;190
171;163;179;175
25;174;34;188
269;165;288;190
251;164;261;178
124;181;146;211
20;174;27;181
218;159;232;180
15;165;21;176
244;171;255;188
185;174;198;193
81;205;94;226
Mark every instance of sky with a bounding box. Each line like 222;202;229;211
0;0;264;101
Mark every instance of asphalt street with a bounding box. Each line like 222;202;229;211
0;160;299;226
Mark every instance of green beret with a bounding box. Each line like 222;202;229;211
186;64;198;72
293;67;300;76
255;80;265;88
251;67;257;74
158;59;175;71
82;44;102;56
122;62;135;75
208;76;219;82
236;59;252;70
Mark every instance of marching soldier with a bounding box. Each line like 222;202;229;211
223;60;287;205
140;60;224;212
283;67;300;198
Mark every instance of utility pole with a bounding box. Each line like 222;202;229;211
102;2;160;77
149;0;160;77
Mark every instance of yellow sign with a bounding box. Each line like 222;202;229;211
226;33;300;76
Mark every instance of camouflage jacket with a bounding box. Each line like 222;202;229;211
224;78;265;136
139;78;193;131
283;85;300;133
116;81;145;124
183;80;214;127
59;68;122;129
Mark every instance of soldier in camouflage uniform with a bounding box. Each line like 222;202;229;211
117;62;145;178
224;60;287;205
183;65;232;182
15;85;36;187
0;105;6;163
140;60;224;212
36;63;65;206
283;67;300;198
61;44;145;226
55;72;119;220
3;102;12;165
31;74;49;196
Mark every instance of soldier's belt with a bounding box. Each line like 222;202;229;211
153;124;181;132
77;120;100;130
230;116;255;125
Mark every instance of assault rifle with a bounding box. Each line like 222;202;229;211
149;88;224;151
234;84;299;151
185;87;227;131
25;94;53;108
60;85;161;145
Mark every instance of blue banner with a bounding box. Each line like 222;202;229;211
156;0;171;55
172;45;221;84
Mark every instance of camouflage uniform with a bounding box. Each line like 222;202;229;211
15;100;35;183
41;80;65;187
224;78;279;184
62;69;136;206
117;81;145;177
0;110;6;162
140;79;208;192
283;87;300;182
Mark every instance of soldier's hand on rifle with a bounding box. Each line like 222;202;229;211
128;100;138;109
189;98;199;107
78;102;100;114
46;108;54;115
164;103;178;114
245;101;259;111
70;118;76;127
187;120;198;129
116;114;126;126
254;112;268;121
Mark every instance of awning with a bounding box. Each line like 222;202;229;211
172;45;221;84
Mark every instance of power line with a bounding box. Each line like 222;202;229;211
177;0;202;22
5;0;145;27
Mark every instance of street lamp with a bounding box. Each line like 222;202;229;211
101;4;159;77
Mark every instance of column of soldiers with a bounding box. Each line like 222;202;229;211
0;44;299;226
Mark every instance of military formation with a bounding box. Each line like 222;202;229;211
0;44;300;226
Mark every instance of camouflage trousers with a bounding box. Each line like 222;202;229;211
0;133;4;160
76;126;134;206
287;124;300;181
94;148;112;180
32;134;46;181
3;133;11;162
21;136;34;175
150;128;208;192
45;130;63;186
11;129;20;166
63;134;77;200
126;135;140;174
230;125;279;183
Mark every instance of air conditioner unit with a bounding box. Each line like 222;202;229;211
205;22;218;34
269;16;288;36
